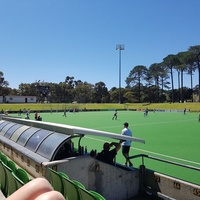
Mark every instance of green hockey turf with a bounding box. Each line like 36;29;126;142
11;110;200;185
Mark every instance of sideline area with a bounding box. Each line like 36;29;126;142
9;110;200;185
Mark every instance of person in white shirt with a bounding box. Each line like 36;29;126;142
121;122;133;167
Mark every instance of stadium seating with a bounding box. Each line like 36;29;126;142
0;159;7;196
58;171;69;179
7;160;17;173
0;153;106;199
15;168;30;185
48;167;64;194
1;154;7;165
73;180;106;200
0;152;7;196
1;161;106;200
48;168;106;200
72;180;85;189
11;167;30;191
0;154;31;197
0;152;31;198
2;161;17;197
76;186;99;200
89;190;106;200
12;171;25;189
60;174;80;200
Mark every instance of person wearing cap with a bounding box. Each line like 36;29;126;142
121;122;133;167
96;141;121;165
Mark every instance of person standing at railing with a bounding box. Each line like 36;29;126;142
121;122;133;167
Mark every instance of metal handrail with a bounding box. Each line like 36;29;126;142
128;154;200;172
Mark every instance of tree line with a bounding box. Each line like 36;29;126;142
0;45;200;103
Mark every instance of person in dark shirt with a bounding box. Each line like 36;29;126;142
96;141;121;165
34;111;38;120
37;115;42;121
112;110;118;120
25;113;30;120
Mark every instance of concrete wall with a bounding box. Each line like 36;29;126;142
44;156;140;200
145;169;200;200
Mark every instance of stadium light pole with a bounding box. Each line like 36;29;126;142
116;44;125;104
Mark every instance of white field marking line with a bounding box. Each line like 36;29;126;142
96;118;196;130
131;147;200;166
133;118;196;126
85;136;200;166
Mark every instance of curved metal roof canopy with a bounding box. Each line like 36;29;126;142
0;116;145;162
0;120;75;161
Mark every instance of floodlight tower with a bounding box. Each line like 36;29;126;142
116;44;125;104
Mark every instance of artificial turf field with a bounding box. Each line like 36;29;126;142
11;110;200;185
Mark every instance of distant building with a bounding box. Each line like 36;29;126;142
0;96;37;103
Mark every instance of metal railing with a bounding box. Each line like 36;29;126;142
129;154;200;172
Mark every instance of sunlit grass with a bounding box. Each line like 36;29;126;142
1;102;200;112
10;110;200;185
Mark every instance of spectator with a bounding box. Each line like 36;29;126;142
121;122;133;167
37;115;42;121
96;141;121;165
25;113;30;120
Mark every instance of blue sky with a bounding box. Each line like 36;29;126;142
0;0;199;90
